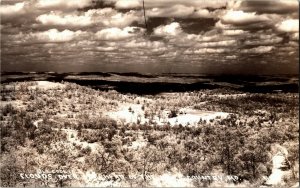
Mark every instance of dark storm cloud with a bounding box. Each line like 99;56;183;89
0;0;299;74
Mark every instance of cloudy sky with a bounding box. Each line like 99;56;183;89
1;0;299;74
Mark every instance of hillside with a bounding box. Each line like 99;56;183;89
0;80;299;187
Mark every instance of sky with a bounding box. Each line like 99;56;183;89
0;0;299;74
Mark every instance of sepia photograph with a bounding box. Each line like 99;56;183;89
0;0;299;187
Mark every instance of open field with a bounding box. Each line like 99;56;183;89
0;76;299;187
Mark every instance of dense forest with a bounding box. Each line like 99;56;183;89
0;81;298;187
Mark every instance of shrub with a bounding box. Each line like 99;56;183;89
168;109;178;118
1;104;16;116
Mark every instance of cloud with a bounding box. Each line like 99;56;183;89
221;10;270;25
38;29;84;42
114;0;141;9
241;46;274;54
122;39;165;49
147;5;195;18
290;33;299;41
103;10;141;28
36;11;93;27
153;22;182;36
244;34;283;46
96;46;117;52
188;48;228;54
8;29;87;44
1;0;298;74
0;1;38;23
192;9;213;18
35;0;92;10
276;19;299;33
0;2;26;17
222;29;247;36
195;40;237;48
36;8;140;29
114;0;224;19
237;0;299;14
146;0;227;9
95;27;144;40
225;55;237;59
114;0;227;9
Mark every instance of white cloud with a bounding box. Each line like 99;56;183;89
115;0;223;18
194;48;228;54
36;0;92;10
115;0;141;9
215;20;232;30
123;39;165;49
36;8;140;28
10;29;86;43
114;0;227;9
36;11;93;27
0;2;25;16
244;35;283;46
34;29;85;42
288;41;298;47
192;9;212;18
96;46;117;52
225;55;237;59
241;46;274;54
103;10;140;28
195;40;237;48
291;33;299;41
184;48;228;54
221;10;269;25
222;29;246;36
147;5;194;18
95;27;144;40
276;19;299;33
145;0;227;9
154;22;182;36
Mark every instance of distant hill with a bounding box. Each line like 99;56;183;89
1;72;298;94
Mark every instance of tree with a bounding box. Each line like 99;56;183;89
136;146;164;181
0;154;21;187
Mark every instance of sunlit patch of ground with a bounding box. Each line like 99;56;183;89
265;144;291;186
168;108;229;126
105;104;145;124
0;100;23;107
106;104;229;126
212;94;247;99
2;81;64;91
30;81;65;90
127;135;147;150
